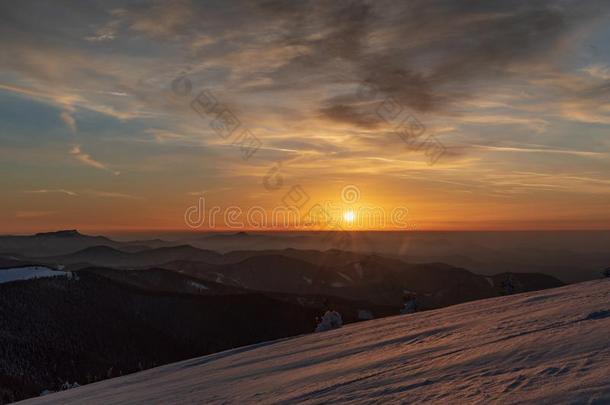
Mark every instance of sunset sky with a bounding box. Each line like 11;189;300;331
1;0;610;232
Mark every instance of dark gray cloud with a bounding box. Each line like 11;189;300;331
319;104;381;128
250;0;610;126
1;0;609;128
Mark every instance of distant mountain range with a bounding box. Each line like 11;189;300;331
39;245;223;269
0;231;566;311
3;230;609;283
26;243;563;308
0;230;572;403
0;230;173;257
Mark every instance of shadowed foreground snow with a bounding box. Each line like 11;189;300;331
22;280;610;404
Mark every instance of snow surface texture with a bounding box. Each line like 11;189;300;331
0;266;72;284
22;280;610;404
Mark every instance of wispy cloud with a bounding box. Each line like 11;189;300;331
84;13;122;42
23;189;78;196
15;210;56;219
560;101;610;125
23;188;141;200
86;190;143;200
0;82;140;121
146;128;188;144
478;171;610;196
187;191;207;196
60;111;76;133
70;145;120;175
472;145;605;158
458;115;550;133
581;64;610;80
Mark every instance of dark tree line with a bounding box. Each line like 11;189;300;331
0;273;318;403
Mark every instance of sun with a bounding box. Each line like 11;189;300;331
343;210;355;223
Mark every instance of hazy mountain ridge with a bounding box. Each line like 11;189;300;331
40;245;562;308
3;230;609;283
38;245;223;270
80;267;247;296
0;230;176;258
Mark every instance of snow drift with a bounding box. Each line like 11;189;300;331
21;279;610;404
0;266;73;285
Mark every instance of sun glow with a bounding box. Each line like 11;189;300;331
343;210;355;223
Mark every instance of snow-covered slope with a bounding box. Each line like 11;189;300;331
22;280;610;404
